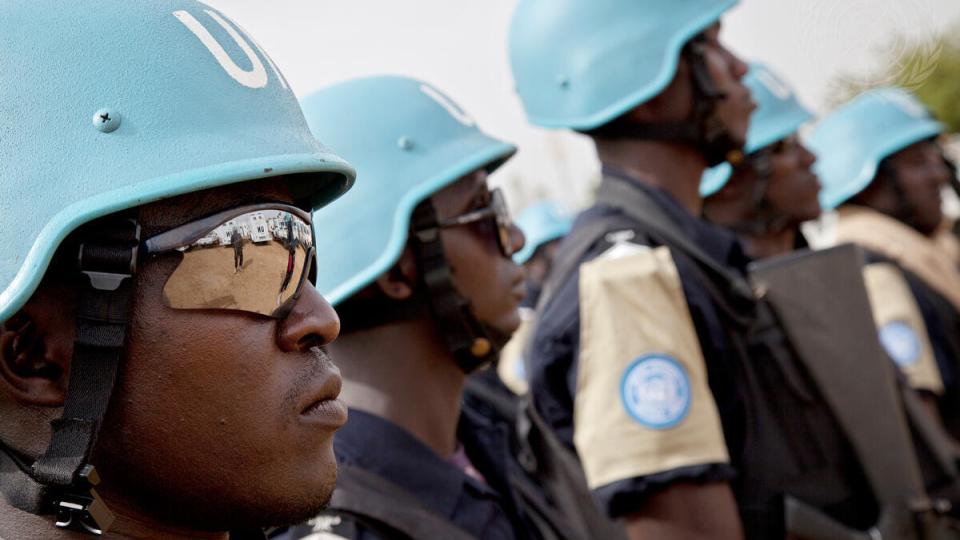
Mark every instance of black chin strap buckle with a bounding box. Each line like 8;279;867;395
53;465;115;535
469;337;492;358
78;219;140;291
725;149;745;167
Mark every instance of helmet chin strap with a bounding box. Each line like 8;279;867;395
409;199;504;374
593;34;745;168
725;154;793;236
0;213;140;536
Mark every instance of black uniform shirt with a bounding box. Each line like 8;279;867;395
323;408;523;540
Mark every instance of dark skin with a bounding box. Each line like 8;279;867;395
597;24;754;217
332;169;526;458
703;136;821;259
851;139;950;237
592;22;750;540
0;178;344;539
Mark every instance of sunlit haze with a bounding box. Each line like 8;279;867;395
205;0;960;211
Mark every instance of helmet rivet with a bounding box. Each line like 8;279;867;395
397;136;415;151
557;76;570;89
93;108;121;133
470;338;492;358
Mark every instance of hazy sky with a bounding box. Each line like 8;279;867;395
204;0;960;210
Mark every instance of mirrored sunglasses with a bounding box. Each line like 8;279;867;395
436;188;518;258
143;203;315;319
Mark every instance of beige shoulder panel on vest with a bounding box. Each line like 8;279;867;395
574;246;728;490
835;206;960;313
497;309;533;395
863;263;944;395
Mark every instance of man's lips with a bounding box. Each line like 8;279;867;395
299;367;347;428
301;398;348;428
802;171;821;193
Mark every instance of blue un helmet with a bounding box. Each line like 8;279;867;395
509;0;743;166
701;62;815;197
301;76;516;372
809;88;945;210
0;0;353;533
513;202;573;264
0;0;354;322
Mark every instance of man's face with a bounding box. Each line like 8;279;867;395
763;136;823;223
700;24;754;145
882;139;949;235
430;171;527;337
640;23;754;148
93;179;346;531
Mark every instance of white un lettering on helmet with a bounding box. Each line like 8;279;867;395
886;91;927;119
755;66;792;101
621;354;691;430
173;9;287;89
419;84;477;127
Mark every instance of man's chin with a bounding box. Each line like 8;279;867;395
162;467;338;532
256;460;339;529
206;475;336;532
94;478;337;534
465;322;517;359
255;487;336;530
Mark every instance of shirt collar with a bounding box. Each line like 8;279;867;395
601;166;752;272
335;409;501;519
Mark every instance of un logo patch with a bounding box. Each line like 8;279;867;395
879;321;921;367
620;355;691;429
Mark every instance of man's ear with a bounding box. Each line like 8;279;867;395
374;246;419;300
0;290;74;407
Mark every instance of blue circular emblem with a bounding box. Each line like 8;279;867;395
515;357;527;382
879;321;921;367
620;355;691;429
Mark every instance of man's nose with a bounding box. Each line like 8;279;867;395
276;284;340;352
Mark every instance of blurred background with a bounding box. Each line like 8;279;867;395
204;0;960;216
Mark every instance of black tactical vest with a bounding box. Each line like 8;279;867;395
535;174;879;538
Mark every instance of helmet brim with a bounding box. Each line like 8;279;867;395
321;141;516;306
0;151;355;321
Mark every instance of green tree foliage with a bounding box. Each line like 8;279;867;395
828;28;960;133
